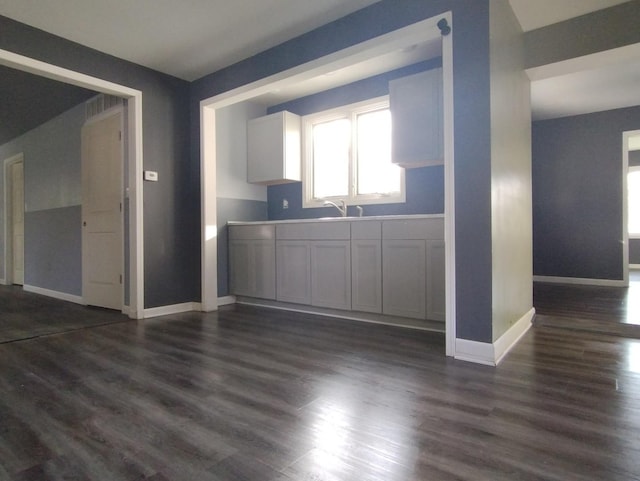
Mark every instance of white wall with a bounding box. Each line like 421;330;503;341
489;0;533;341
216;101;268;201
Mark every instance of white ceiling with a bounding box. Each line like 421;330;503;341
0;0;638;119
0;0;379;81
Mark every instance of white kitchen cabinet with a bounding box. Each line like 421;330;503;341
426;240;446;322
389;68;443;168
382;240;427;319
229;225;276;300
247;111;301;185
276;240;311;305
351;221;382;313
311;241;351;310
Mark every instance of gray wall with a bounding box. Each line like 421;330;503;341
524;0;640;69
191;0;494;343
1;15;196;308
532;106;640;280
0;103;85;293
489;0;532;341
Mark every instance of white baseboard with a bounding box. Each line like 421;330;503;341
0;278;6;285
493;308;534;365
454;338;495;366
533;275;626;287
23;284;84;305
455;308;534;366
217;295;236;306
143;302;202;319
630;264;640;270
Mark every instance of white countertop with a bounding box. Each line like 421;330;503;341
228;213;444;226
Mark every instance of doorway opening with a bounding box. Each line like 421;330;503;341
199;14;457;356
0;48;144;318
3;153;24;286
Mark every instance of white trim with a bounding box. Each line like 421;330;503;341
622;130;639;287
143;302;202;319
0;48;145;319
630;264;640;269
217;295;236;306
454;339;495;366
493;308;534;365
3;153;24;286
23;284;84;305
454;308;534;366
0;278;6;285
533;275;627;287
442;13;455;358
200;14;457;357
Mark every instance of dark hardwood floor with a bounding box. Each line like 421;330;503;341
534;270;640;338
1;287;640;480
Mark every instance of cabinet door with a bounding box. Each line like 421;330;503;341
389;69;443;167
276;241;311;304
426;240;446;322
311;241;351;310
382;240;426;319
247;111;301;185
229;240;275;299
229;240;252;296
252;240;276;300
351;239;382;313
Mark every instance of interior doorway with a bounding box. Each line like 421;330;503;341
624;130;640;283
3;153;24;286
0;48;144;318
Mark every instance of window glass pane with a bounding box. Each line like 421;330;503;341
630;169;640;235
356;109;400;195
312;118;350;199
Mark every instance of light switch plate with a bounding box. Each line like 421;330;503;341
144;170;158;182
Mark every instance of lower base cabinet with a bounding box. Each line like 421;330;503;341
229;239;276;300
382;240;427;319
311;241;351;310
276;241;311;305
230;218;445;322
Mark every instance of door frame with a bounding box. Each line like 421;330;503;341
2;153;24;286
199;14;457;356
623;129;640;283
0;48;145;319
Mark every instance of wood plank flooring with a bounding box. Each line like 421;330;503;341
534;272;640;337
1;291;640;480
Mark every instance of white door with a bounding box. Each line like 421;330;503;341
10;160;24;285
81;111;123;310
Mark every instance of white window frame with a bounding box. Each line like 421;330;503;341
630;165;640;239
301;96;405;208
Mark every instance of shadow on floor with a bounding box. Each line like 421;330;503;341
0;285;129;344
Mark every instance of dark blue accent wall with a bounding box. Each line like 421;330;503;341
532;106;640;280
191;0;493;342
1;15;197;308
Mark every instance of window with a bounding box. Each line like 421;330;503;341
630;166;640;238
302;96;405;207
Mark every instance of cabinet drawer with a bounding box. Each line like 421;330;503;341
229;224;275;241
382;218;443;240
277;222;350;240
351;221;381;240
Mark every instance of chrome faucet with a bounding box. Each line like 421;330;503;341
323;200;347;217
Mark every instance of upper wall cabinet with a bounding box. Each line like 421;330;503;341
389;68;443;168
247;111;301;185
